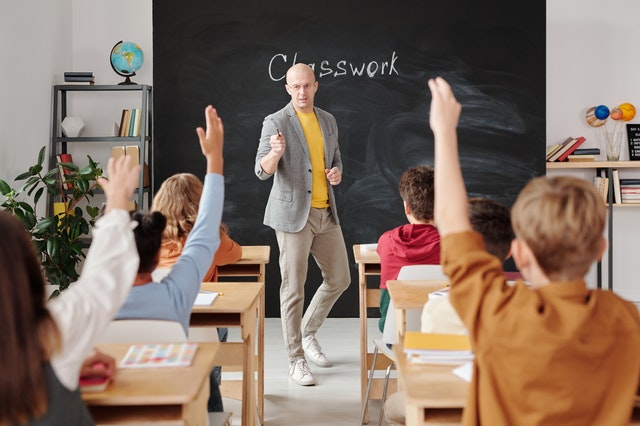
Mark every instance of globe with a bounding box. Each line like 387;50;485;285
110;40;144;85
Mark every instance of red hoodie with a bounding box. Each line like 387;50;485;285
377;223;441;290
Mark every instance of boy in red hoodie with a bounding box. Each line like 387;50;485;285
376;165;440;332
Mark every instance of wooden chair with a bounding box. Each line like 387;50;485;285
383;265;448;346
97;319;188;343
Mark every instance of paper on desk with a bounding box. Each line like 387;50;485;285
452;361;473;382
359;243;378;253
194;291;218;306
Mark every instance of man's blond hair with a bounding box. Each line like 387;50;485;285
511;175;606;280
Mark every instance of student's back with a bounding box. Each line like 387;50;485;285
428;76;640;426
377;165;440;332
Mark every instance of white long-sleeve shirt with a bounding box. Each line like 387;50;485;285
47;209;139;389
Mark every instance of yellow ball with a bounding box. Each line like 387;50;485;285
619;103;636;121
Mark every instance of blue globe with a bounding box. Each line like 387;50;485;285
110;41;144;84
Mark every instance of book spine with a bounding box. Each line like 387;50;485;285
64;76;95;82
64;72;94;77
557;136;586;162
128;108;136;137
132;108;142;137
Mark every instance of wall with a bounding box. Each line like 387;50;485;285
1;0;639;308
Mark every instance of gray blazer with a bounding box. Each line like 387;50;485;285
255;102;343;233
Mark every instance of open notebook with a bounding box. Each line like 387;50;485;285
120;342;199;368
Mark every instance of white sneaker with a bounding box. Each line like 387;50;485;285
302;335;332;367
289;358;317;386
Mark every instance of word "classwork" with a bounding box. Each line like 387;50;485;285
268;51;399;81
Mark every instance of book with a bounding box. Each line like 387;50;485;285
64;71;94;77
556;136;586;162
119;342;199;368
621;187;640;194
403;331;473;364
573;148;601;155
613;169;621;204
117;109;127;137
621;193;640;200
545;143;563;161
64;76;95;82
112;145;149;188
547;137;574;162
125;145;150;187
63;80;95;85
79;375;111;392
56;153;73;189
567;154;595;162
622;199;640;204
128;108;137;136
132;108;142;137
120;109;132;137
620;179;640;186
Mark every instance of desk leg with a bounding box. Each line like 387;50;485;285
242;309;258;426
358;263;369;423
257;286;265;425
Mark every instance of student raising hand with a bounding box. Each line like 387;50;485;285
98;155;140;213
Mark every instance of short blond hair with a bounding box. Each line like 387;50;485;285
511;175;606;279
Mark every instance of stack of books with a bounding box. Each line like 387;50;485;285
403;331;474;365
546;136;586;162
567;148;600;162
620;179;640;204
64;71;95;85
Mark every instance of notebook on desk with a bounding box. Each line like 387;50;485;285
119;342;199;368
194;291;218;306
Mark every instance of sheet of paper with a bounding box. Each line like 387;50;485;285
452;361;473;382
194;291;218;306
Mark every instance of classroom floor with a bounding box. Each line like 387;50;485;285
222;317;391;426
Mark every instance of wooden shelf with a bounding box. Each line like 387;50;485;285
546;161;640;169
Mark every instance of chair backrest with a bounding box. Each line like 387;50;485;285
97;319;188;343
382;265;448;345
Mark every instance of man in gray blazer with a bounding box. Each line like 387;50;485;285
255;63;350;386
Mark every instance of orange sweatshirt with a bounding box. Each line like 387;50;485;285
157;231;242;282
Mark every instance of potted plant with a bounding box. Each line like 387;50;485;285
0;146;103;296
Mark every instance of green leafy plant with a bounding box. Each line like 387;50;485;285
0;146;103;295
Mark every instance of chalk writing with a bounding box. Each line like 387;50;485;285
268;51;399;81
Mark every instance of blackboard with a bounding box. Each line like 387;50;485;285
153;0;546;317
627;124;640;161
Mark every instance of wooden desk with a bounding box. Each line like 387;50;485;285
353;244;394;421
393;344;466;425
217;245;270;282
84;342;219;426
191;282;264;426
214;245;269;425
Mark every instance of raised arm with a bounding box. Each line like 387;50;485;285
429;77;472;237
196;105;224;175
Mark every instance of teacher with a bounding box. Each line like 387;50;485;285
254;63;351;386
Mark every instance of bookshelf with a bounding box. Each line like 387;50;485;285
546;161;640;291
49;84;153;211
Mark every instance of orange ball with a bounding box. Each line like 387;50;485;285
610;107;623;120
619;103;636;121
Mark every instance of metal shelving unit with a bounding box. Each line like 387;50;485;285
49;84;153;211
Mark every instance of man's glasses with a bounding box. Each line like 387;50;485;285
287;83;315;91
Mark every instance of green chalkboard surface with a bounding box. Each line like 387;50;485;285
153;0;546;317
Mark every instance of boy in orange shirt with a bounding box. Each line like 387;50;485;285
429;76;640;425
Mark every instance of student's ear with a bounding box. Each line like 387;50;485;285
510;239;529;272
505;245;513;261
403;200;410;216
595;236;607;261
